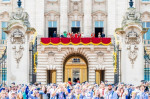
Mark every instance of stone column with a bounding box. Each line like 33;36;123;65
83;0;92;37
116;7;146;85
107;0;116;37
24;0;36;28
35;0;44;36
119;26;144;85
60;0;68;35
116;0;128;28
4;8;34;85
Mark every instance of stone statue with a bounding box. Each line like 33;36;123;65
9;8;30;27
122;8;142;27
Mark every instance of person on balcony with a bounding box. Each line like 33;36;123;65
67;33;71;38
101;32;105;38
98;32;101;38
78;32;81;38
81;32;84;37
75;33;78;38
63;31;67;38
91;33;95;38
71;32;74;38
53;31;57;38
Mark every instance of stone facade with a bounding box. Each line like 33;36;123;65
0;0;150;85
0;0;150;37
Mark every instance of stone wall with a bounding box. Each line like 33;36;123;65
37;43;114;84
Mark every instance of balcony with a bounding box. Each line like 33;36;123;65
40;37;111;46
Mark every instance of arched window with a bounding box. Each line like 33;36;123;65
72;58;80;63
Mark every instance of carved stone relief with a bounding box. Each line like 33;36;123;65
69;0;82;14
47;52;56;70
12;45;24;68
10;29;25;44
10;29;25;68
96;52;105;70
125;28;141;64
73;2;79;11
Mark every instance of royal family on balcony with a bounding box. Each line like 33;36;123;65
52;31;105;38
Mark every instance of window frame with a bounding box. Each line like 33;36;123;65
143;22;150;40
1;0;11;3
95;21;104;28
94;0;105;3
142;0;150;1
1;22;7;40
71;21;80;27
48;21;57;28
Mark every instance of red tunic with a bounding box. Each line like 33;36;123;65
68;81;72;85
75;34;78;38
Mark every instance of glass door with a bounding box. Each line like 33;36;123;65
72;69;80;83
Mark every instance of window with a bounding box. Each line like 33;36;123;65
142;0;150;1
2;0;10;1
2;68;7;81
143;22;150;40
72;21;80;27
72;58;80;63
48;21;57;27
1;22;7;40
95;21;104;27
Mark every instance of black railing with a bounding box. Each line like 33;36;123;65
144;47;150;81
114;44;121;84
0;47;7;87
30;37;37;84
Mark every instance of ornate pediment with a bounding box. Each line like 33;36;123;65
141;11;150;21
92;10;107;20
92;10;107;16
68;11;84;16
44;10;60;16
0;11;9;19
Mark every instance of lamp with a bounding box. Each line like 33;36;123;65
129;0;134;8
17;0;22;8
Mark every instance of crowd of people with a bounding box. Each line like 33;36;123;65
0;80;150;99
52;31;105;38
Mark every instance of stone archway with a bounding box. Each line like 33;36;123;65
63;53;88;83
